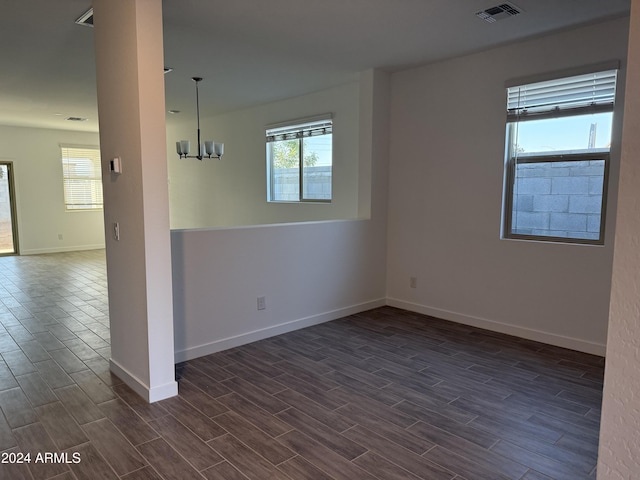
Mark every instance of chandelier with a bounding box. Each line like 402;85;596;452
175;77;224;160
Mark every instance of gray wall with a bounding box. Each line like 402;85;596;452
386;17;629;354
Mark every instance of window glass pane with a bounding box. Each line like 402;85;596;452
61;146;103;210
266;116;332;203
513;112;612;156
302;134;332;201
511;159;605;241
270;139;300;201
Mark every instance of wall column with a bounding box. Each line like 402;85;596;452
598;0;640;476
93;0;177;402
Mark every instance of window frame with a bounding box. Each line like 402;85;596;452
502;67;618;245
266;115;333;203
60;145;103;212
503;149;610;245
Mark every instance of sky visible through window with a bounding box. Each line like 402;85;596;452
512;112;613;154
305;136;332;166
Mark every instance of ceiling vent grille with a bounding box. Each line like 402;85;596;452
75;8;94;27
476;3;522;23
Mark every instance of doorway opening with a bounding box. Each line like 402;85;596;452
0;162;19;255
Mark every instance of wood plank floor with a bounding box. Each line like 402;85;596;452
0;251;603;479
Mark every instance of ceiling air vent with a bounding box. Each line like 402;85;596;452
75;8;94;27
476;3;522;23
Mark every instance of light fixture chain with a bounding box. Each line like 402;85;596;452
195;78;201;159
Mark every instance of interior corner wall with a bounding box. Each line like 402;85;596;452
0;125;105;254
166;82;360;229
386;17;630;355
170;70;390;362
598;1;640;476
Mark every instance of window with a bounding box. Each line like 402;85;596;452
61;145;103;211
266;115;332;202
503;68;618;244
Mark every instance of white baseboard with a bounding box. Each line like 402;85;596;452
174;298;386;363
109;358;178;403
21;244;105;255
386;298;606;357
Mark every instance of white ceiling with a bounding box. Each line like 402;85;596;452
0;0;630;133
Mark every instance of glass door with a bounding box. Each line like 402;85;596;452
0;162;18;255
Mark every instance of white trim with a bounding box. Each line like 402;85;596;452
174;296;607;362
174;298;386;363
109;359;178;403
386;298;606;357
20;244;105;255
170;218;367;234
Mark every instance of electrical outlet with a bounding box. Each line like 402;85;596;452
257;296;266;310
410;277;417;289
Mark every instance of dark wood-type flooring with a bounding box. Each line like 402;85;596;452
0;251;604;479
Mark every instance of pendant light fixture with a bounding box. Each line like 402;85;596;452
176;77;224;160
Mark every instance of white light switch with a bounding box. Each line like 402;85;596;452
257;296;266;310
109;157;122;174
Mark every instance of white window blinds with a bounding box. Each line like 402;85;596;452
61;145;103;210
507;69;617;122
266;117;332;143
